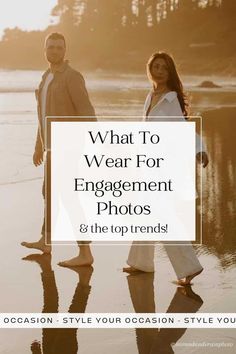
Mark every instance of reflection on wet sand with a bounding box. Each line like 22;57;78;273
200;108;236;267
126;272;203;354
23;254;93;354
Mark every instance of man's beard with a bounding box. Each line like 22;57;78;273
47;56;64;65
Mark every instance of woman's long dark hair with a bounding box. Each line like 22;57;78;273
147;52;189;117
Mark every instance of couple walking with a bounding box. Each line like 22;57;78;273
21;32;209;286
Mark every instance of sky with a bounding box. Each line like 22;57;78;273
0;0;58;39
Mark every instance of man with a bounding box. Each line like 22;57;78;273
21;32;95;267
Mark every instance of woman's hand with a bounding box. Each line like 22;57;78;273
196;151;209;168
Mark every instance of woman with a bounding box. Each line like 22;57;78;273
123;52;209;285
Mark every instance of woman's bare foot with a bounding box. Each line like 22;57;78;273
21;238;51;254
123;266;147;274
173;268;203;286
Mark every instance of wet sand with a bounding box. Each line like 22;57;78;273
0;81;236;353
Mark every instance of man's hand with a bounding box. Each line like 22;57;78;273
196;151;209;168
33;149;43;166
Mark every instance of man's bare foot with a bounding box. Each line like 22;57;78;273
173;268;203;286
58;255;94;268
123;266;147;274
21;239;51;254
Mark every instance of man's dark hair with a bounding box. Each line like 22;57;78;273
45;32;66;47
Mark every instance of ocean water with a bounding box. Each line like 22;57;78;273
0;70;236;119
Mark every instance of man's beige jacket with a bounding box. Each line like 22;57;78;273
35;60;96;152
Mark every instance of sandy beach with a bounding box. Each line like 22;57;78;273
0;72;236;353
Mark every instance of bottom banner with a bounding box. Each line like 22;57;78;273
0;313;236;328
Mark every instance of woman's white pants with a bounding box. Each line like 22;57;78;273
127;241;203;279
